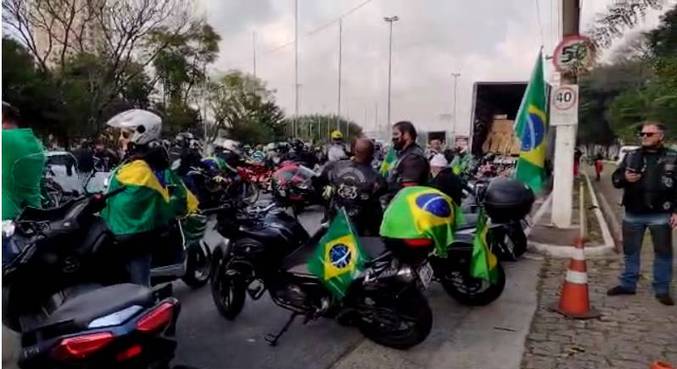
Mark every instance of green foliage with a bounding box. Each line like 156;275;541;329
206;70;285;145
282;114;363;144
580;4;677;144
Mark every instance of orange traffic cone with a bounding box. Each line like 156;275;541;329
651;361;674;369
550;237;601;319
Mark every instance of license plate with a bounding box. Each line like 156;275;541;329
418;263;434;289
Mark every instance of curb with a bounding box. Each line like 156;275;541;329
526;174;615;258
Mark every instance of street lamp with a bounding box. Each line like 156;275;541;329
451;72;461;138
384;15;399;140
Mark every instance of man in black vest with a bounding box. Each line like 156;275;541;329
607;121;677;306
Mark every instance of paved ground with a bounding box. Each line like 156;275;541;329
521;165;677;369
174;205;543;369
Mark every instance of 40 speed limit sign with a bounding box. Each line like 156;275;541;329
550;85;579;126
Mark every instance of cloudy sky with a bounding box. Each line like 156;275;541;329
196;0;672;136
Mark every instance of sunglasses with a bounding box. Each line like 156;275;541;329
639;132;659;137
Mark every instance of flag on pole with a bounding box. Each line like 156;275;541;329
514;50;548;193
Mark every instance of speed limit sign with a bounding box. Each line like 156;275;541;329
550;85;579;126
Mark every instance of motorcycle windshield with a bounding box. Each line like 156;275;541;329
43;152;83;194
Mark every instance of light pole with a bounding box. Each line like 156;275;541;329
294;0;299;137
451;72;461;138
384;15;399;139
337;18;343;131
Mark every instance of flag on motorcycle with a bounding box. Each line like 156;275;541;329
379;147;397;177
470;209;499;284
101;160;199;235
514;49;548;193
307;208;368;299
380;186;455;257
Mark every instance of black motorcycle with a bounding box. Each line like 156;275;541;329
208;202;433;349
461;178;530;261
431;178;533;306
2;190;182;369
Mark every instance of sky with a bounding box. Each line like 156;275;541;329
196;0;673;136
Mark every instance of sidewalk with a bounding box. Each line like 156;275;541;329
521;165;677;369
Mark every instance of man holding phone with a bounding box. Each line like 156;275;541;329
607;121;677;306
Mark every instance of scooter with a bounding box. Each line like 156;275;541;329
2;190;182;369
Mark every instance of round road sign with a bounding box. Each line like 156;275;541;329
553;85;577;111
553;35;595;74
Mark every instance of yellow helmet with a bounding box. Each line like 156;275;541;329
331;130;343;140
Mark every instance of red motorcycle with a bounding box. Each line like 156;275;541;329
236;162;273;195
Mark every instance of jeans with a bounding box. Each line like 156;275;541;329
127;254;152;287
619;212;673;295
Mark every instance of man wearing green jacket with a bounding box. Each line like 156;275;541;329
2;102;45;221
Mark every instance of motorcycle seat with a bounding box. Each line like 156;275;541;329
358;237;389;259
33;283;154;334
17;201;76;222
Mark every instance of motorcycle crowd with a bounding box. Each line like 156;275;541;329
3;108;535;369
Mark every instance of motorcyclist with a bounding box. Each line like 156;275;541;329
429;153;464;206
2;101;46;221
101;109;198;286
327;130;348;162
214;138;245;171
386;121;430;196
92;138;120;172
317;138;386;236
286;139;318;168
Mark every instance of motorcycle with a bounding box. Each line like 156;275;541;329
270;162;323;216
461;178;530;261
208;201;433;349
2;190;183;369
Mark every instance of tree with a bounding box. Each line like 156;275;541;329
152;20;220;106
282;114;363;144
206;71;286;144
606;4;677;141
2;0;195;129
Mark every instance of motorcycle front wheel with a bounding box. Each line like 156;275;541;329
440;263;506;306
210;254;246;320
357;288;432;350
182;241;212;289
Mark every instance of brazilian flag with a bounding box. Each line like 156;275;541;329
101;160;199;236
380;186;456;257
470;209;499;284
514;49;548;193
379;147;397;177
307;208;367;299
450;156;462;175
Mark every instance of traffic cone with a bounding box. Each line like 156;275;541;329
651;361;674;369
550;237;601;319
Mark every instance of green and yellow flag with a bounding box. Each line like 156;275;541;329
307;208;368;299
380;186;455;257
450;156;462;175
101;160;199;236
379;147;397;177
514;49;548;193
470;209;499;284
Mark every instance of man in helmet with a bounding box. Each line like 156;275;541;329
101;109;198;286
286;138;318;168
327;130;348;162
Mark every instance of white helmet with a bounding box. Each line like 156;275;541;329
214;138;241;154
106;109;162;145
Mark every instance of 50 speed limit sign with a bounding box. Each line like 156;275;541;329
550;85;579;126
